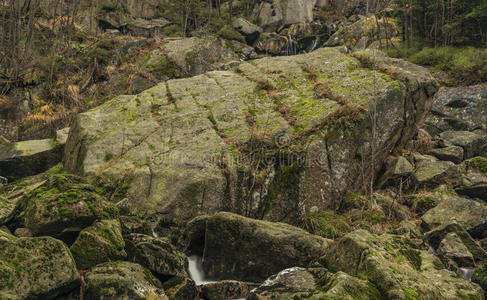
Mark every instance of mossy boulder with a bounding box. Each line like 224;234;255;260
414;159;463;188
84;261;167;300
422;196;487;238
456;157;487;201
321;230;483;299
125;234;187;279
64;47;437;225
197;212;330;283
0;230;80;299
21;174;107;237
200;280;250;300
437;232;475;270
70;219;126;270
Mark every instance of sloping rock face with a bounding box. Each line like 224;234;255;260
64;47;438;225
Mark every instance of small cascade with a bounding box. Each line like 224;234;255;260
285;35;297;56
460;267;475;281
187;255;216;285
307;37;320;53
151;228;159;238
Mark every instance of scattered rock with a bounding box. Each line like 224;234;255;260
422;196;487;238
425;84;487;134
439;130;486;159
429;146;464;164
198;212;330;282
0;230;80;299
424;222;487;264
70;219;127;270
414;160;462;188
322;230;483;299
125;18;172;38
254;32;289;55
84;261;167;300
13;227;32;237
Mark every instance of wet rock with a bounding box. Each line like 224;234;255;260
84;261;167;300
439;130;486;159
0;138;63;182
437;232;475;269
422;196;487;238
198;212;330;283
322;230;483;299
0;230;80;299
70;219;127;270
162;275;198;300
125;234;187;279
200;280;250;300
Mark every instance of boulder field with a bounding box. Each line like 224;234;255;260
63;46;438;226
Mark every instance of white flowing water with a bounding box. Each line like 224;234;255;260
460;267;475;281
187;255;216;285
151;228;159;238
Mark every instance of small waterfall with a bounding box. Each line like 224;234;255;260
187;255;216;285
151;228;159;238
285;34;297;56
460;267;475;281
307;37;320;53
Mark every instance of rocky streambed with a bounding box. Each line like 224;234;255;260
1;47;487;299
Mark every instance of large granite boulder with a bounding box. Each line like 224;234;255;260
456;156;487;201
188;212;330;283
422;196;487;238
321;230;483;299
64;47;438;225
424;84;487;134
0;230;80;299
439;130;486;159
83;261;167;300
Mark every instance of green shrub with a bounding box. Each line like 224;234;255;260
217;26;246;43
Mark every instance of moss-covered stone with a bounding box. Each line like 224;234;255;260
70;219;126;270
322;230;483;299
84;261;167;299
0;230;80;299
22;174;107;237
